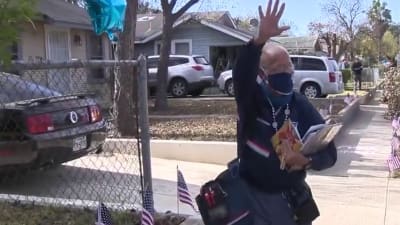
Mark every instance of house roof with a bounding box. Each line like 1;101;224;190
199;20;253;42
37;0;92;29
272;36;320;50
136;13;164;42
135;11;232;43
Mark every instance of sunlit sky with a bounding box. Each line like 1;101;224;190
187;0;400;36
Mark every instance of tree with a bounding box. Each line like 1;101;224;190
382;30;399;62
308;22;349;60
353;25;378;65
321;0;364;60
367;0;392;61
0;0;36;64
115;0;139;137
155;0;200;110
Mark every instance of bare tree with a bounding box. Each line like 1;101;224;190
154;0;200;110
322;0;364;60
308;22;349;60
116;0;139;136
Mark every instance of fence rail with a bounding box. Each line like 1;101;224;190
0;57;152;211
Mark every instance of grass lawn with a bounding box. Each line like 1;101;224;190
0;202;184;225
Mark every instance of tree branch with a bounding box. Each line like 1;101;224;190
172;0;199;21
170;0;178;9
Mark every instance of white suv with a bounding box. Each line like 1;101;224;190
217;55;344;98
147;55;214;97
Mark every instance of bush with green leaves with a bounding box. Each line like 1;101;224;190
0;0;36;64
381;67;400;119
341;69;352;84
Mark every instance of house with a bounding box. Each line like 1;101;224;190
13;0;113;108
15;0;112;63
135;11;253;77
134;12;325;77
275;36;326;56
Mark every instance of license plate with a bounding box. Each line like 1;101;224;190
73;136;87;152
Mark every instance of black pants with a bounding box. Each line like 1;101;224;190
354;74;362;90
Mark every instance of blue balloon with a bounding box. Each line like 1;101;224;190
85;0;127;42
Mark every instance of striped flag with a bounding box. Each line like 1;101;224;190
95;202;113;225
177;168;196;211
141;188;155;225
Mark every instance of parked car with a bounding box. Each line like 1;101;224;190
147;55;215;97
290;55;344;98
0;73;107;173
217;55;344;98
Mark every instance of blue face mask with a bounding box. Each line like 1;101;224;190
267;72;293;94
260;72;294;107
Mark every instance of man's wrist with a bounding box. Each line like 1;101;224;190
252;37;268;47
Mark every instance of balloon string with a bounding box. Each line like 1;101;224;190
110;42;121;137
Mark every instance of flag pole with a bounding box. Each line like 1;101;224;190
177;164;180;215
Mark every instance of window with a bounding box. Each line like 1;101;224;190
147;58;159;69
171;39;192;55
328;59;339;71
290;57;300;70
298;58;327;71
194;56;209;65
10;42;19;60
154;41;162;55
87;33;105;82
168;57;189;66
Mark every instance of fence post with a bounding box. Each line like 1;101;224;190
137;55;153;206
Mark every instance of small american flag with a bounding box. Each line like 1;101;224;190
387;154;400;172
95;202;113;225
177;168;196;211
141;188;155;225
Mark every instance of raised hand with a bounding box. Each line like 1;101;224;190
254;0;290;45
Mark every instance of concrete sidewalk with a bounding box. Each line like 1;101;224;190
149;94;400;225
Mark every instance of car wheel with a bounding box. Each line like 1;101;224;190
225;79;234;97
169;78;188;97
301;82;321;98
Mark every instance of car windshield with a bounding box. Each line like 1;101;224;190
0;73;61;104
194;56;209;65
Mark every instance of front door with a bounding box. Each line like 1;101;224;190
46;28;71;94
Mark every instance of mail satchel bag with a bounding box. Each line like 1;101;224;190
196;159;253;225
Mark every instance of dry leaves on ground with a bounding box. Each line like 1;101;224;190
150;116;237;142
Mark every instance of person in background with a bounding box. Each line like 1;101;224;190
351;58;363;90
233;0;338;224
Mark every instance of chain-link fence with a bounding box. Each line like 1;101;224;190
0;59;150;211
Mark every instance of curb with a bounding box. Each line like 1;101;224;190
104;94;371;165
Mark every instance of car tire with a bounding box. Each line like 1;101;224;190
169;78;188;97
225;79;234;97
301;82;321;98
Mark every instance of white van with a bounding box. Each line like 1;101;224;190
217;55;344;98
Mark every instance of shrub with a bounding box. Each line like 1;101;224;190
382;67;400;119
341;69;352;84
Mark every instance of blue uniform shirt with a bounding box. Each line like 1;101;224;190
233;40;337;193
